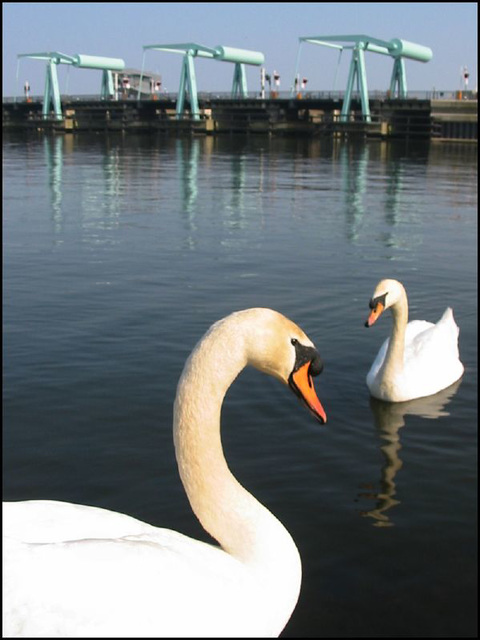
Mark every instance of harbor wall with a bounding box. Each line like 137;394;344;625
3;96;477;141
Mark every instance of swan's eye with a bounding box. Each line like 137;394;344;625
291;338;298;346
370;292;388;309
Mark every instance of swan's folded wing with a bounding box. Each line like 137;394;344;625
3;526;264;638
403;315;464;392
408;311;461;363
3;500;157;543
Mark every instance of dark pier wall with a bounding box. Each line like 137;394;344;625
3;97;477;141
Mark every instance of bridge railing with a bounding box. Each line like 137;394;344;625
3;89;477;104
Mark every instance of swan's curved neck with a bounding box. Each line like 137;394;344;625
382;291;409;380
173;318;300;576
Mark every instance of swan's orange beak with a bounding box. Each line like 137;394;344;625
365;301;384;327
289;362;327;424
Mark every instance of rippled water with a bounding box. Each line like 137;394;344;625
3;133;477;637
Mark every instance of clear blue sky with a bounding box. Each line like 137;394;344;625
2;2;477;98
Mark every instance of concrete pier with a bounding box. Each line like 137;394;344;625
3;96;477;141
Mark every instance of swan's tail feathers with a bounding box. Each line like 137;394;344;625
440;307;460;336
438;308;464;381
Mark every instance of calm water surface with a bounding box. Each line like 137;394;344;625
3;133;477;637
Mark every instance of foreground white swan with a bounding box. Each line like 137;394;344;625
3;308;326;638
365;279;464;402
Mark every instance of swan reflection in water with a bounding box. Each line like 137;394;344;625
359;379;462;527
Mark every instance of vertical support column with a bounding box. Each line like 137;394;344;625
356;47;370;121
100;69;115;100
44;60;62;119
231;63;247;98
341;46;371;122
389;58;407;98
43;63;51;118
176;52;200;120
341;47;357;122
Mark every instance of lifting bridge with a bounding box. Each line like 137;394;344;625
16;52;125;119
293;34;432;121
140;43;264;120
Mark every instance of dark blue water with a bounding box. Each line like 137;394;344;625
3;133;477;637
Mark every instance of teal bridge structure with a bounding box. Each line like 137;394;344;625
293;34;433;122
140;43;264;120
14;35;432;124
16;52;125;119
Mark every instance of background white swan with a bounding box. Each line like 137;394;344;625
3;308;326;638
365;279;464;402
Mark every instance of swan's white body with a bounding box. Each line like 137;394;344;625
3;308;326;638
365;279;464;402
